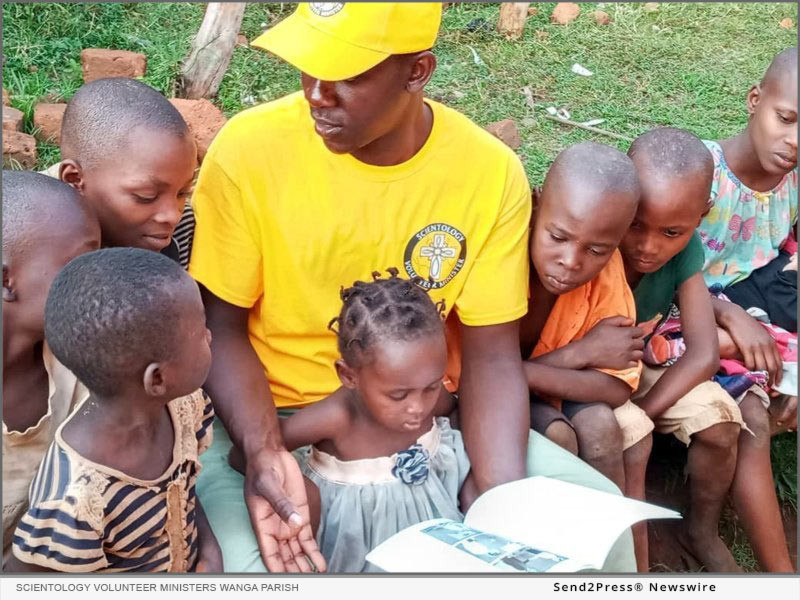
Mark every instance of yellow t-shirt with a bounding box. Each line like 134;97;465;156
189;92;531;407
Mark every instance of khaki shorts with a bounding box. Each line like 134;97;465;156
632;365;749;445
613;400;655;451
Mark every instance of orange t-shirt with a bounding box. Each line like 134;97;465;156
443;250;641;403
531;250;641;407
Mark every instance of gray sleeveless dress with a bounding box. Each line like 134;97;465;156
299;416;470;572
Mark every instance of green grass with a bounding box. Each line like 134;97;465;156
3;1;797;570
4;2;797;179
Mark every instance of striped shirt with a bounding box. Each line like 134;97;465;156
12;390;213;572
41;163;196;270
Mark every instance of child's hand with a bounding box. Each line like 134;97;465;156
782;253;797;272
196;541;224;573
720;305;782;387
578;316;644;370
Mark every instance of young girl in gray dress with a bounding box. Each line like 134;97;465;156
280;270;471;572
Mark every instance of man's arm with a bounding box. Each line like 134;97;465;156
636;273;719;419
201;286;326;573
201;286;282;460
458;320;529;496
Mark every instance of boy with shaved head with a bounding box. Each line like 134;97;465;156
622;127;747;572
46;77;198;267
2;171;100;564
520;142;654;571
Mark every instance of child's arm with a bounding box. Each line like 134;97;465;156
195;499;223;573
637;273;719;419
280;393;350;451
522;361;633;408
711;295;783;387
531;316;644;371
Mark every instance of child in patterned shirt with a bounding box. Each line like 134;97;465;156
9;248;220;573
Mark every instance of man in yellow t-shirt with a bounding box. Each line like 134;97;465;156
189;3;635;573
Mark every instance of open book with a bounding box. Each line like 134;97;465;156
366;476;680;573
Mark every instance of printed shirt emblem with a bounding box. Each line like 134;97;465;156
403;223;467;289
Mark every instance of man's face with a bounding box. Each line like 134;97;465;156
300;55;414;155
748;73;798;177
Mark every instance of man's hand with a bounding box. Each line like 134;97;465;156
719;304;782;387
576;316;644;370
244;447;327;573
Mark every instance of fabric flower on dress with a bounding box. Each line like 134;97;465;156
392;444;430;485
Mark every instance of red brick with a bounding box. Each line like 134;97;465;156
485;119;522;150
551;3;580;25
3;131;38;169
3;106;24;132
169;98;227;162
33;103;67;144
81;48;147;83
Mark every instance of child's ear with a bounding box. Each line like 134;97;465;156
334;359;359;390
746;84;761;117
143;363;168;397
2;264;17;303
59;159;85;192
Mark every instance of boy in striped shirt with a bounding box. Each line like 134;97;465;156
9;249;220;572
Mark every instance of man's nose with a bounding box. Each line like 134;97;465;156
304;77;336;108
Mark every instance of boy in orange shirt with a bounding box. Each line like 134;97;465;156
521;142;654;571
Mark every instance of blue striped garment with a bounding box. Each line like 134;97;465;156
12;389;213;572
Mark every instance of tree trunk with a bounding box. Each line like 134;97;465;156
497;3;530;39
177;3;246;100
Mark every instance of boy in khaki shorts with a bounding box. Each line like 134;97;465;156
622;127;746;572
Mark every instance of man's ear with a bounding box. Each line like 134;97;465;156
406;51;437;94
334;358;359;390
59;159;85;192
3;263;17;302
746;84;761;118
143;363;168;397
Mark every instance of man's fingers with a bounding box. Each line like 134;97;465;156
632;350;644;361
629;326;645;338
253;472;303;531
298;526;327;572
288;538;313;573
279;540;300;573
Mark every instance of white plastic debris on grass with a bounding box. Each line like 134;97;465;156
580;118;606;127
547;106;571;120
468;46;486;68
571;63;594;76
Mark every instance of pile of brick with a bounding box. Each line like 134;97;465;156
3;48;228;169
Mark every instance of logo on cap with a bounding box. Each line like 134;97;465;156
310;3;345;17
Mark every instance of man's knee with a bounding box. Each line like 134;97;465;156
572;404;623;461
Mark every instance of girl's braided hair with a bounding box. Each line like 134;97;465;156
328;268;447;368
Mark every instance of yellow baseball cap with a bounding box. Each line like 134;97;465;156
251;2;442;81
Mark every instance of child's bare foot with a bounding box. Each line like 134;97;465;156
676;525;742;572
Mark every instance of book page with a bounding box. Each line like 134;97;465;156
464;476;681;569
365;519;591;573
